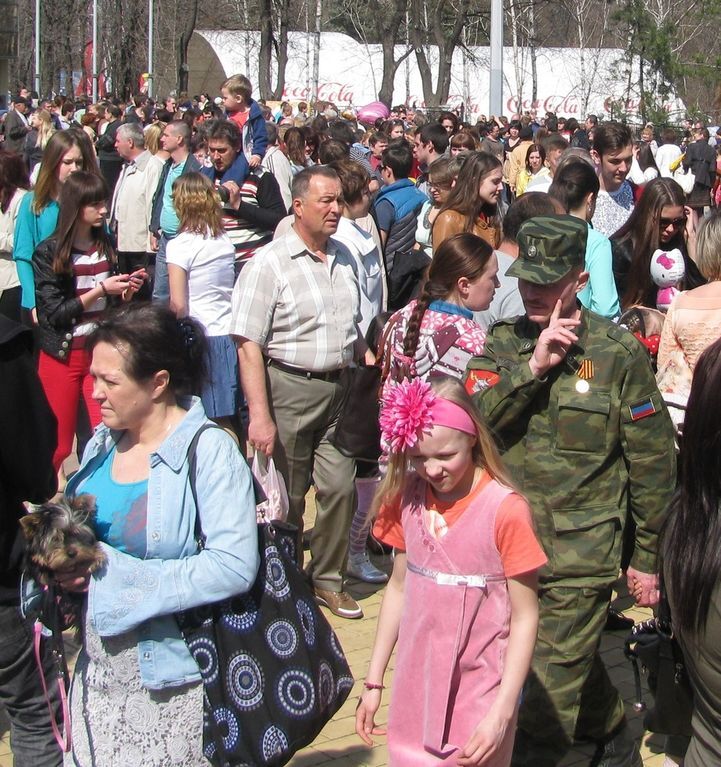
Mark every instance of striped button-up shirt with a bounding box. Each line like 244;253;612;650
230;226;361;372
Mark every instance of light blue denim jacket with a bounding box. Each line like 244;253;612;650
66;397;259;690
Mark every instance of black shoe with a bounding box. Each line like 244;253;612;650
605;608;634;632
591;725;642;767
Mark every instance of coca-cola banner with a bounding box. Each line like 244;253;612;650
196;30;685;119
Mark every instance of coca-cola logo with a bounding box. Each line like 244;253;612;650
506;95;581;115
603;96;675;114
282;82;356;104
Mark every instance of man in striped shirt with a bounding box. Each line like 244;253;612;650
202;120;285;277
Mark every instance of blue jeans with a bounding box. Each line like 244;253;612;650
151;233;171;305
0;605;62;767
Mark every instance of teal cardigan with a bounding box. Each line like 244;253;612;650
13;194;59;310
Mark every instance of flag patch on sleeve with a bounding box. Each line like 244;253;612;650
465;369;500;395
629;397;657;421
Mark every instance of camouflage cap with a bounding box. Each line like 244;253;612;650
506;215;588;284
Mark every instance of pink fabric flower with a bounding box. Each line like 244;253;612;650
380;378;436;452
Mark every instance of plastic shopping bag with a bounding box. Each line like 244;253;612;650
251;453;289;523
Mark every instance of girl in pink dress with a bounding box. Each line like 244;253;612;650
356;376;546;766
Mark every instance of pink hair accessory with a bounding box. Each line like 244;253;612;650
428;399;477;437
380;378;436;452
380;378;476;453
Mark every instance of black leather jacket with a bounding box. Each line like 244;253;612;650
33;238;118;359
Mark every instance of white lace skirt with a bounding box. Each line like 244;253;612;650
64;621;206;766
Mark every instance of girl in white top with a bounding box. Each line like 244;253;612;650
167;172;240;430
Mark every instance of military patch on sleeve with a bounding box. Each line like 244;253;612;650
465;369;500;395
629;397;657;421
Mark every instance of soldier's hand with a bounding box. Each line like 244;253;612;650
626;566;659;607
529;299;580;378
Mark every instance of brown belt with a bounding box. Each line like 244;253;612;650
266;357;344;383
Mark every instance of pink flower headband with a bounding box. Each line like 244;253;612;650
379;378;477;453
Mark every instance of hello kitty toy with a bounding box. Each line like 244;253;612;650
650;248;685;311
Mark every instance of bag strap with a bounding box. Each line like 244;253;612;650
657;570;673;629
186;423;223;547
186;423;267;546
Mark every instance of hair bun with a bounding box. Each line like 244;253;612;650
177;317;198;349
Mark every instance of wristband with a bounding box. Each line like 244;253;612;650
363;681;384;691
99;280;109;297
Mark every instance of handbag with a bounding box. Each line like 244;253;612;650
624;576;693;737
177;425;355;766
330;315;397;463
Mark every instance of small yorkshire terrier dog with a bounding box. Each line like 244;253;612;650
20;494;106;629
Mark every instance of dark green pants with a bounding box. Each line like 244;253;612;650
512;585;626;766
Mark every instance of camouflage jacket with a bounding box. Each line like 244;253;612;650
466;308;676;587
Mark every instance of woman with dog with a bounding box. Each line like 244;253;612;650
56;303;260;766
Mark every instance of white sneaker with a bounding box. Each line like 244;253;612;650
346;552;388;583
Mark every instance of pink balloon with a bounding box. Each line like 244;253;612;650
357;101;390;124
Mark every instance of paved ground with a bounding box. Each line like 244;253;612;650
0;492;676;766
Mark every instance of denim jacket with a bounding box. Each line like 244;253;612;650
66;397;259;690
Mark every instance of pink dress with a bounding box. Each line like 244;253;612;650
388;475;515;766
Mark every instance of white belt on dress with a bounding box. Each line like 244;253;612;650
406;560;505;588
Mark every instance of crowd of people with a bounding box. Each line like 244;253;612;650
1;75;721;767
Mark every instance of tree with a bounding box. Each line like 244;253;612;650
177;0;199;94
556;0;612;115
336;0;414;107
258;0;290;100
408;0;472;107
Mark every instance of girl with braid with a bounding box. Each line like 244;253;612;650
381;232;498;394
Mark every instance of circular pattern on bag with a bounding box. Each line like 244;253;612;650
221;594;260;633
296;598;316;646
318;661;334;710
261;725;289;761
277;669;316;717
337;675;354;697
213;706;240;751
203;740;216;761
188;636;219;684
329;630;345;660
264;545;291;600
266;620;299;659
228;652;264;709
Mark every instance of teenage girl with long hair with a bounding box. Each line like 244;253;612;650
14;128;97;316
356;375;545;765
432;151;504;251
33;171;145;470
382;232;498;390
167;172;239;434
515;143;550;197
661;336;721;766
611;177;705;310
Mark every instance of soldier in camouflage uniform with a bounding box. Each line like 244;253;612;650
465;215;676;767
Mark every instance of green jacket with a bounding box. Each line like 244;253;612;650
467;308;676;587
